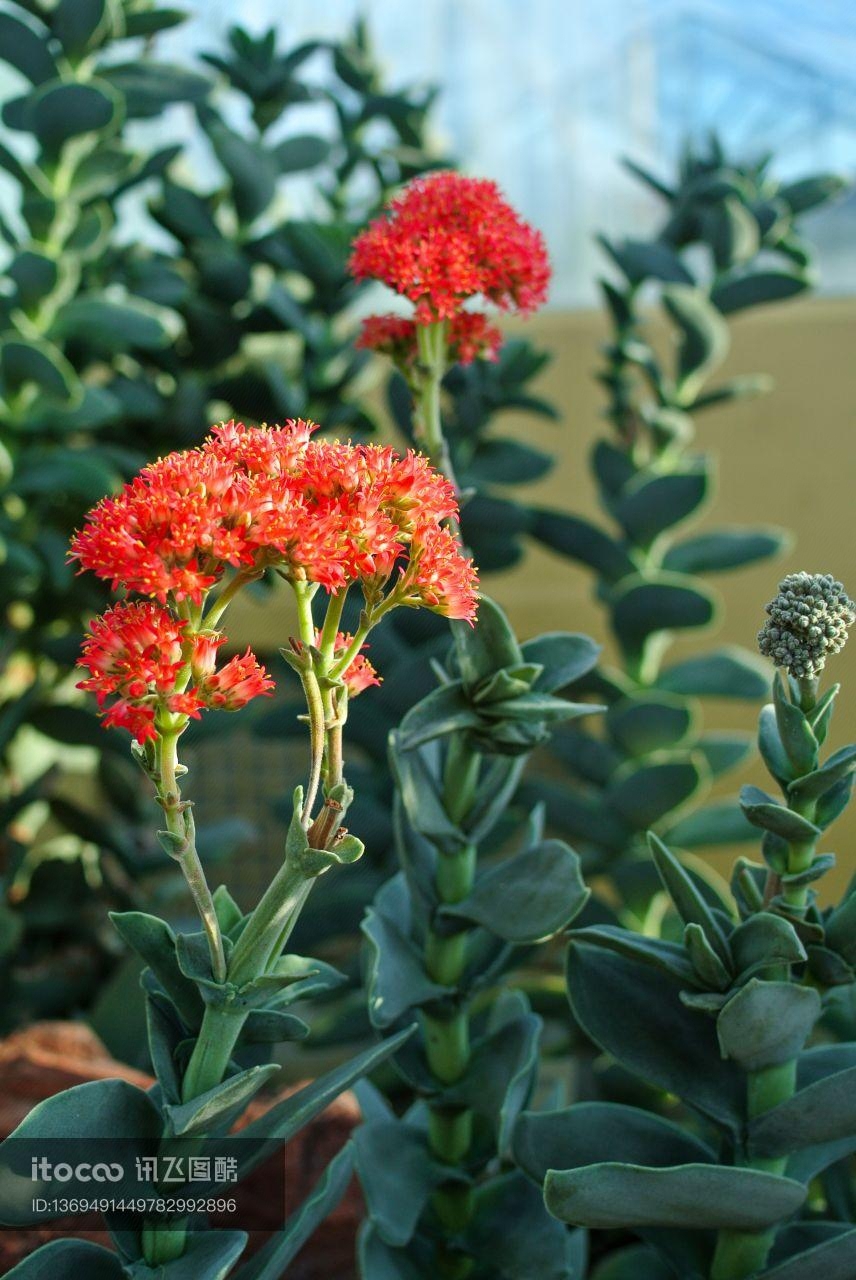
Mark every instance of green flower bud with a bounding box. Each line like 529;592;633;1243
758;572;855;677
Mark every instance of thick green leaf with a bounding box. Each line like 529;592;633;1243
27;81;119;155
513;1102;715;1184
234;1145;352;1279
530;509;636;582
207;121;277;223
662;285;730;400
758;1228;856;1280
54;0;109;57
779;175;848;214
464;1170;582;1279
232;1026;416;1176
788;745;856;804
567;935;744;1129
568;925;698;986
600;236;694;285
396;682;481;750
712;269;810;314
607;694;695;756
615;468;709;546
110;910;202;1028
648;833;731;964
151;1231;248;1280
358;1226;424;1280
453;595;522;688
102;62;209;118
362;898;450;1028
774;675;819;775
520;632;602;692
750;1065;856;1159
0;14;58;85
545;1162;805;1230
658;647;770;699
696;732;755;777
0;1080;162;1225
666;800;758;847
740;786;821;843
353;1122;453;1248
612;576;716;655
52;296;175;352
731;914;806;980
1;337;81;403
468;438;553;484
274;133;332;173
607;757;708;829
167;1063;280;1136
1;1240;124;1278
717;980;820;1071
439;840;589;943
665;527;788;575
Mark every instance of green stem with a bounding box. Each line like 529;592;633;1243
710;1015;799;1278
227;855;315;986
415;320;457;484
203;569;254;628
180;1003;248;1103
141;1005;249;1266
298;665;327;824
782;795;818;913
157;731;226;984
420;736;481;1264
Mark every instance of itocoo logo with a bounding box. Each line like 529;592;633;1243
31;1157;123;1183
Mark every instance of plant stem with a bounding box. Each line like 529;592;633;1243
180;1003;248;1102
420;735;481;1269
415;320;457;485
710;1059;797;1279
157;730;226;984
228;856;315;986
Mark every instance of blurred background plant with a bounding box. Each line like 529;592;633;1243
0;1;444;1035
525;142;847;902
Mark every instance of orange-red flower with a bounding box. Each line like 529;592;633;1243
70;421;476;621
357;311;502;366
350;172;550;323
77;601;272;742
398;524;480;621
198;648;274;710
77;602;195;743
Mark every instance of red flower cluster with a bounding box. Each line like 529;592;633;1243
71;422;475;613
77;602;273;743
73;422;477;739
357;311;502;367
350;172;550;324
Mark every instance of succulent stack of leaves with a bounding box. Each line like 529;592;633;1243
355;599;596;1278
522;138;847;894
515;661;856;1280
0;5;441;1027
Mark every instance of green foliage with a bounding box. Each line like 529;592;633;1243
532;658;856;1280
356;598;598;1276
527;137;844;892
0;853;414;1276
0;4;441;1028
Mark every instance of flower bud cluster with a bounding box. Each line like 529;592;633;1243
758;572;855;677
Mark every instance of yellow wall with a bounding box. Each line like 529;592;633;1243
230;296;856;898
